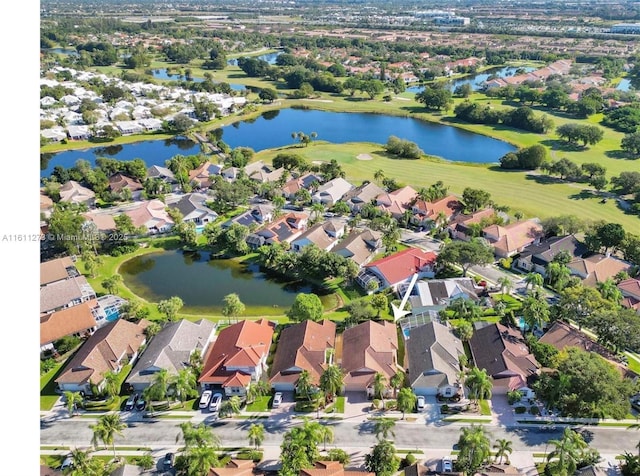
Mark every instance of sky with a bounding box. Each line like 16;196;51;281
5;3;41;474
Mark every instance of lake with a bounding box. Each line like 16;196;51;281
406;66;537;93
227;51;281;66
149;69;246;91
119;250;328;315
42;108;516;177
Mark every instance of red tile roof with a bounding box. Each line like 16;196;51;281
365;248;437;286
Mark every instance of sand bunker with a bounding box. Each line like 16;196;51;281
356;154;373;160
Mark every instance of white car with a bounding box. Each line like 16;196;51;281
416;395;426;412
199;390;212;409
272;392;283;408
442;456;453;472
209;393;223;412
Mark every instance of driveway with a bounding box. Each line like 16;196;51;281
491;394;518;426
343;391;373;420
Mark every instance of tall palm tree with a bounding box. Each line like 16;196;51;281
150;368;170;402
247;423;265;450
597;277;623;303
319;424;334;451
177;422;221;450
373;417;396;441
457;424;492;475
102;371;120;401
319;365;344;403
372;372;388;401
493;438;513;464
186;445;219;476
63;391;84;418
297;370;314;401
521;295;550;333
389;371;405;399
171;368;197;403
497;276;512;295
311;201;325;221
396;387;417;420
524;272;543;291
90;412;126;460
374;169;385;185
68;447;92;474
465;367;493;407
546;427;587;475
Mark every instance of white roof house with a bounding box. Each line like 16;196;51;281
311;178;355;206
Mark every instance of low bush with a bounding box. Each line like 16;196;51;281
530;406;540;415
515;406;527;414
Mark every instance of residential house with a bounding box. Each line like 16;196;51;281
242;161;285;184
341;320;400;397
83;212;117;234
356;248;438;292
67;125;90;140
482;220;544;258
469;322;540;394
115;120;144;135
312;178;355;206
207;460;256;476
41;275;97;314
447;208;497;241
567;254;633;287
55;318;149;395
169;193;218;226
514;235;588;276
477;465;527;475
280;173;323;199
199;319;275;396
108;173;144;200
291;222;340;252
406;321;465;397
618;278;640;314
147;165;180;191
539;320;636;379
223;205;274;229
40;299;100;354
405;277;482;316
332;228;383;267
40;256;79;287
376;186;418;221
343;182;386;214
245;212;308;249
411;194;462;229
126;319;217;392
40;190;54;219
299;461;374;476
59;180;96;207
138;118;163;131
123;199;175;234
269;320;336;392
189;161;223;189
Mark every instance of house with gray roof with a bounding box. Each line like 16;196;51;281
169;193;218;226
514;234;588;276
343;182;386;213
406;321;465;397
126;319;216;392
222;205;273;229
59;180;96;207
40;276;97;315
404;277;482;316
312;177;355;206
147;165;179;191
291;222;339;252
332;228;383;267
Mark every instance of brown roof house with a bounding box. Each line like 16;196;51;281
447;208;497;242
468;322;539;394
59;180;96;207
567;254;633;287
208;459;255;476
55;318;149;395
40;275;97;314
108;172;144;200
332;228;383;267
291;221;342;252
40;256;79;287
375;185;418;220
123;199;175;234
40;299;100;354
482;219;544;258
618;278;640;313
199;319;275;396
343;182;386;214
269;320;336;392
300;461;374;476
410;194;462;229
341;320;400;396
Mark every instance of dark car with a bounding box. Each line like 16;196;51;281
124;393;139;411
135;398;146;411
163;452;175;469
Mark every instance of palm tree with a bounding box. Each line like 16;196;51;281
372;372;388;401
465;367;493;407
171;368;197;403
90;412;126;460
389;371;405;399
319;424;334;451
311;201;325;221
68;447;92;474
220;395;243;418
524;272;543;291
373;417;396;441
545;262;571;289
597;277;623;303
521;295;550;333
456;424;492;475
177;422;221;450
297;369;314;401
493;438;513;464
150;368;170;402
319;365;344;403
63;391;84;417
396;387;417;420
102;371;120;401
546;427;587;475
247;423;265;450
374;169;385;185
185;445;219;476
497;276;512;295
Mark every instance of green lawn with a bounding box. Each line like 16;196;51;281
479;399;492;416
40;360;66;411
245;396;271;412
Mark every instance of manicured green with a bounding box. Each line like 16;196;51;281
479;400;492;416
245;396;271;412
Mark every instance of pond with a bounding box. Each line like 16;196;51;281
406;66;537;93
119;249;330;315
227;51;282;66
149;69;246;91
40;136;202;178
617;78;632;91
42;108;516;178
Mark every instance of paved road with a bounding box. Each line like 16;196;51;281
40;416;639;455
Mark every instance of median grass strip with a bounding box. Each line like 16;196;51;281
245;396;271;412
442;417;492;423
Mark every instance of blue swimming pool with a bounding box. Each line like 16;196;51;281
518;316;530;331
105;307;120;322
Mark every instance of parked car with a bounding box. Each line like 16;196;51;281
163;452;175;470
209;393;223;412
124;393;139;411
60;455;74;470
442;456;453;472
199;390;213;409
272;392;283;408
416;395;426;412
135;398;146;411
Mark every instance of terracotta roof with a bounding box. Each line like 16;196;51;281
449;208;496;230
208;459;255;476
108;173;143;193
59;180;95;204
199;319;275;385
469;323;539;390
40;256;76;286
55;318;149;386
40;299;98;346
365;248;437;286
270;320;336;386
568;254;632;287
83;211;117;232
300;461;374;476
483;220;544;255
618;278;640;300
413;194;462;220
376;186;418;217
124;199;174;230
342;320;399;389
